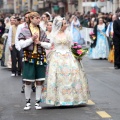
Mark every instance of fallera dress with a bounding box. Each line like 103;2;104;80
89;24;109;59
42;32;90;106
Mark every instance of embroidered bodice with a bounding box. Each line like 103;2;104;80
51;32;72;54
97;23;105;32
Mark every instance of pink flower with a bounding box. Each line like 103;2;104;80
89;31;94;35
74;42;78;46
74;42;78;44
73;46;78;48
77;45;82;49
77;50;82;55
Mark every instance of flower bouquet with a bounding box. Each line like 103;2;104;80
89;31;96;43
71;42;88;61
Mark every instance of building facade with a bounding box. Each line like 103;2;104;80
3;0;14;13
1;0;120;14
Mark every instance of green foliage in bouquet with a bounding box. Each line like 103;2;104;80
71;42;88;60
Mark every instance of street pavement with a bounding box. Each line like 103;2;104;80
0;56;120;120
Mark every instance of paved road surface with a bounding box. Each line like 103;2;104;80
0;56;120;120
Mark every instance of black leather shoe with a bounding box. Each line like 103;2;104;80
114;66;120;69
18;73;22;76
32;87;36;92
31;83;36;92
21;85;25;93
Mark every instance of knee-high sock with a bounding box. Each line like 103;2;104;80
25;84;31;101
36;85;42;101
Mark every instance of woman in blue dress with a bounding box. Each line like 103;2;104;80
89;17;109;59
70;16;84;45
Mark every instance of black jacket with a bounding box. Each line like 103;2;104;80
113;19;120;46
0;26;5;36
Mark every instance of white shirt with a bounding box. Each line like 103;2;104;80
15;23;51;51
7;26;13;47
39;21;46;31
106;22;113;37
17;38;51;51
15;23;26;51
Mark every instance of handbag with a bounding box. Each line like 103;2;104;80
108;46;114;63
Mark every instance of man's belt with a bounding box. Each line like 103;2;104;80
28;53;38;58
23;51;47;65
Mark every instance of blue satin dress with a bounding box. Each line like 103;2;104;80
89;27;109;59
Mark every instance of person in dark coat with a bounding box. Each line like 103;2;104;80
113;12;120;69
0;20;5;43
0;20;5;59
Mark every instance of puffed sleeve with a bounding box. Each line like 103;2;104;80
66;30;73;47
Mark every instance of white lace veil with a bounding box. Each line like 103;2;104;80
45;12;52;21
50;16;63;38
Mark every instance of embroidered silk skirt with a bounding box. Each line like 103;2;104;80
42;51;90;106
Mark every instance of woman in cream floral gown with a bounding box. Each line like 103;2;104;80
42;16;89;106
